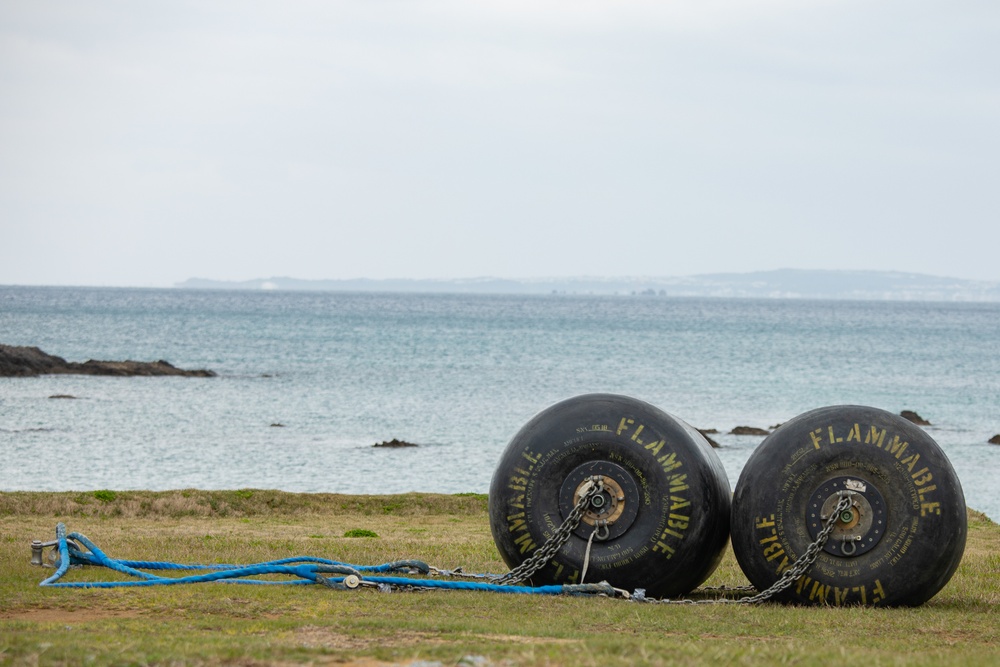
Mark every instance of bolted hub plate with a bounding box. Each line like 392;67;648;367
574;475;627;526
806;476;887;557
559;460;640;541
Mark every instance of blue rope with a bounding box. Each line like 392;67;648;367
68;550;427;574
37;523;615;597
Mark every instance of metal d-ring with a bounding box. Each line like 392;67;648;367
842;536;858;556
594;520;610;541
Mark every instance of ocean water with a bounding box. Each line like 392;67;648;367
1;286;998;521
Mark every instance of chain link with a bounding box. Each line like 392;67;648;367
495;477;605;585
737;493;853;604
452;485;852;603
632;493;854;605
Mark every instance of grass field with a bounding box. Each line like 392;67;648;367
1;490;997;666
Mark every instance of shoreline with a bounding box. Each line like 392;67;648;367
0;488;993;525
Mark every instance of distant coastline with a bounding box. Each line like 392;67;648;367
176;269;1000;302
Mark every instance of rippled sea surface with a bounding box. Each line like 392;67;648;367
2;286;997;520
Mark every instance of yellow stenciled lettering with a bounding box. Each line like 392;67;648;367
644;439;665;457
670;495;691;511
872;579;886;604
762;542;783;559
810;428;823;449
616;418;634;435
917;482;938;508
809;580;831;603
884;435;909;458
653;540;675;557
513;532;537;554
787;576;889;605
507;512;528;533
667;513;689;531
668;473;689;492
846;423;862;442
755;515;787;568
659;526;684;540
774;555;791;573
508;476;527;491
911;468;933;485
828;426;842;444
865;426;886;448
764;545;786;563
900;452;921;472
658;452;682;473
920;501;941;516
630;424;645;444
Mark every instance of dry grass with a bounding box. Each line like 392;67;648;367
0;491;997;666
0;489;488;520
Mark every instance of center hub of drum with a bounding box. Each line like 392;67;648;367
558;460;640;540
806;476;887;557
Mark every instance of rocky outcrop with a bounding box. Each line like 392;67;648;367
696;429;721;448
900;410;931;426
373;438;419;448
0;344;215;377
989;435;1000;445
730;426;770;436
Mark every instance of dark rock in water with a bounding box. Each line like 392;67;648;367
0;344;215;377
270;423;285;427
731;426;770;436
696;429;721;448
373;438;419;448
48;394;78;399
770;423;784;430
900;410;931;426
989;435;1000;445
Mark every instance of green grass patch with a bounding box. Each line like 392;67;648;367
343;528;379;538
92;490;117;503
0;491;996;666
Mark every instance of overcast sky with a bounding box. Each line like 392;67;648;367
1;1;998;287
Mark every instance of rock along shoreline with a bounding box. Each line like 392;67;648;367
0;344;216;378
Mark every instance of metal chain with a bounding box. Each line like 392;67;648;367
696;583;757;595
634;493;854;605
737;493;853;604
495;477;605;585
435;487;852;603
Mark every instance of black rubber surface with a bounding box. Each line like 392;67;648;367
489;393;731;598
731;405;967;606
